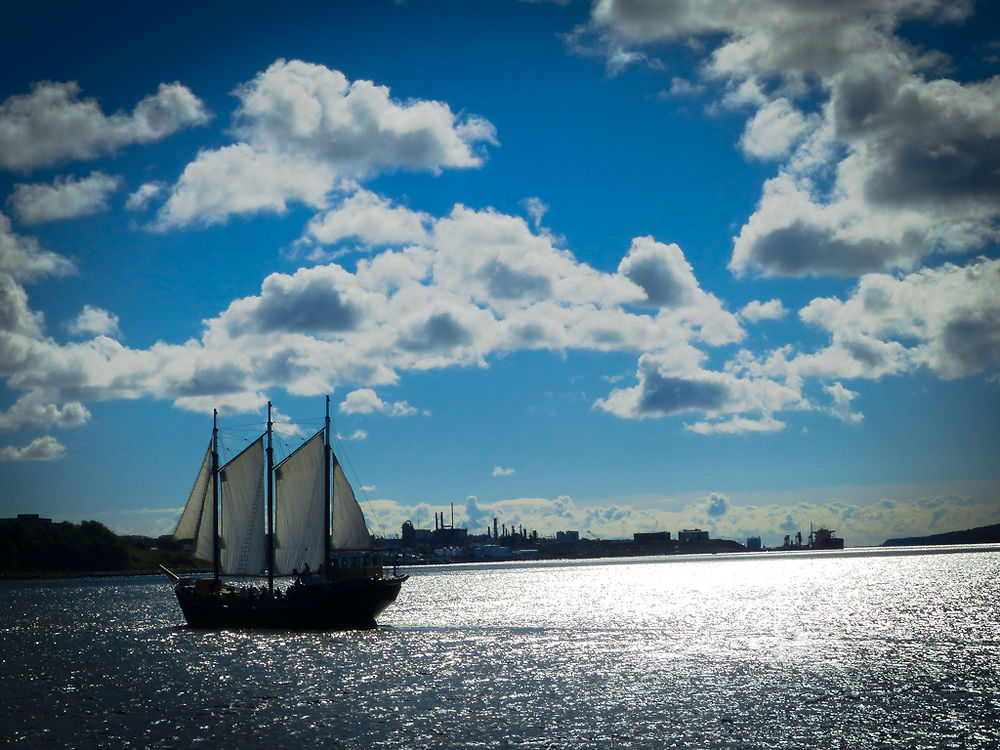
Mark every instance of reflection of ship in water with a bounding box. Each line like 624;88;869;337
782;523;845;550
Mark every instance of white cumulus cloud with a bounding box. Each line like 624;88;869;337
0;435;66;461
157;60;497;228
0;81;209;171
740;299;787;323
5;139;993;442
8;172;122;224
0;212;76;281
67;305;121;338
794;257;1000;381
594;346;804;431
587;0;1000;278
0;393;90;432
740;98;813;160
125;182;165;211
825;382;863;424
304;189;432;248
339;388;418;417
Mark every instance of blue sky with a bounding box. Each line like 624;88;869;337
1;0;998;547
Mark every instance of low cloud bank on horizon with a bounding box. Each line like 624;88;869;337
93;487;1000;550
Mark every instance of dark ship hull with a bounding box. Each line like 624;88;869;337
174;575;407;630
811;537;845;550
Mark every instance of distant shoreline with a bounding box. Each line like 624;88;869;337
0;567;208;581
5;542;1000;580
881;522;1000;547
4;516;998;580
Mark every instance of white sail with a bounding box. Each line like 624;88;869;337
333;460;371;550
174;441;215;563
219;437;266;575
274;430;327;574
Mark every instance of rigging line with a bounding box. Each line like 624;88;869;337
219;421;266;430
271;437;294;464
216;434;253;450
329;410;387;538
274;422;322;435
217;431;254;440
216;431;256;467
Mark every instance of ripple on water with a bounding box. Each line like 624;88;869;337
2;548;999;748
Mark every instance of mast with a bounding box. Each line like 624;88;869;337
324;395;332;575
266;401;275;594
211;409;221;583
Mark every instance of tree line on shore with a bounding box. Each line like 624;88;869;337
0;516;194;576
881;523;1000;547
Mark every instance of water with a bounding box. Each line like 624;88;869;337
2;547;999;749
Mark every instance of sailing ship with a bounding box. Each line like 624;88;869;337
163;397;406;629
